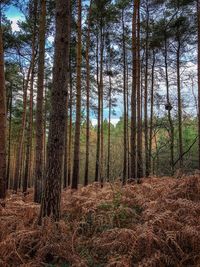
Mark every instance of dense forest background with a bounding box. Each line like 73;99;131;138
0;0;200;197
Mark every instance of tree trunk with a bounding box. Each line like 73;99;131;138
0;18;6;199
176;37;183;169
39;0;70;222
144;1;149;177
136;0;143;179
13;65;31;193
95;33;100;182
84;0;92;187
164;36;174;175
197;0;200;169
63;94;68;188
149;49;155;174
34;0;46;203
122;8;127;185
23;0;38;194
99;23;104;187
130;1;137;180
67;60;73;186
72;0;82;190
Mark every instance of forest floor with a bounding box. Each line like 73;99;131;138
0;175;200;267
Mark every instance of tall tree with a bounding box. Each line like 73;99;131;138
72;0;82;190
84;0;92;187
39;0;70;221
130;0;137;180
34;0;46;203
23;0;38;194
198;0;200;169
0;9;6;199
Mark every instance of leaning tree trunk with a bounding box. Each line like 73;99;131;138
34;0;46;203
0;19;6;199
72;0;82;190
39;0;70;222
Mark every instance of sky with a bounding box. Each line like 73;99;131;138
5;5;24;31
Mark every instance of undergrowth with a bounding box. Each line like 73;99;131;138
0;175;200;266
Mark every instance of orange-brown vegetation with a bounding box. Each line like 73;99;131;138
0;176;200;267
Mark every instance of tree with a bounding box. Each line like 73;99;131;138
84;0;92;187
34;0;46;203
39;0;70;221
0;9;6;199
198;0;200;169
72;0;82;190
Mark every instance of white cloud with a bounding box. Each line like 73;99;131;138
10;18;20;32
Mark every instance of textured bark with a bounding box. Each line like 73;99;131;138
63;94;68;188
164;36;174;175
107;50;112;183
122;8;127;185
39;0;70;221
176;37;183;169
84;0;92;187
99;23;104;187
0;20;6;199
34;0;46;203
67;62;73;186
23;0;38;194
130;1;137;180
6;82;12;189
95;33;100;182
198;0;200;169
149;50;155;174
144;1;149;177
136;0;143;179
72;0;82;190
13;66;31;193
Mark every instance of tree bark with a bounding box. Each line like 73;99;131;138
0;17;6;199
130;0;137;180
122;8;127;185
34;0;46;203
39;0;70;221
197;0;200;169
136;0;143;179
23;0;38;194
84;0;92;187
72;0;82;190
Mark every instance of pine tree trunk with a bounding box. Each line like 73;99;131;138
13;65;31;193
122;8;127;185
164;36;174;175
72;0;82;190
100;23;104;187
6;84;12;189
84;0;92;187
131;1;137;180
149;49;155;175
0;19;6;199
144;1;149;177
39;0;70;221
177;38;183;169
136;0;143;179
63;94;68;188
34;0;46;203
107;52;112;182
197;0;200;169
67;62;73;186
24;0;38;194
95;33;100;182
